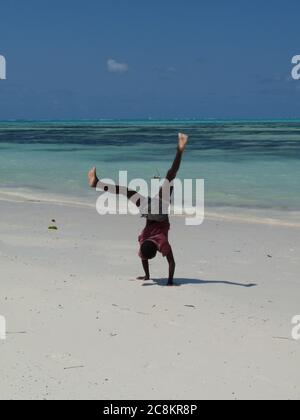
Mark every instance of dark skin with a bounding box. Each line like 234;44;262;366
88;133;188;286
137;261;150;281
137;249;175;286
166;249;176;286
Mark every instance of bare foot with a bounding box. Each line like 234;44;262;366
88;167;99;188
137;276;150;281
178;133;188;152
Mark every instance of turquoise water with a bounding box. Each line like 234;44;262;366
0;120;300;214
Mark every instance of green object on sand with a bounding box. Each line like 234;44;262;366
48;225;58;231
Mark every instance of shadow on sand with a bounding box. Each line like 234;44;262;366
142;278;257;288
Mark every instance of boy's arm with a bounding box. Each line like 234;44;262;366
166;249;176;286
137;260;150;281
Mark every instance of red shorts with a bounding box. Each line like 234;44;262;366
138;221;171;259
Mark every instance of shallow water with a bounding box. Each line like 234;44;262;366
0;120;300;219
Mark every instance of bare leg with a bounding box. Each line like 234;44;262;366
166;133;188;181
88;167;99;188
88;167;144;207
159;133;188;202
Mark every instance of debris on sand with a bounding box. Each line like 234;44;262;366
63;365;85;370
48;219;58;231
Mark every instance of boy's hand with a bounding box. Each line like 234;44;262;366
137;276;150;281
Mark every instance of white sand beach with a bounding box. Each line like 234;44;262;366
0;199;300;400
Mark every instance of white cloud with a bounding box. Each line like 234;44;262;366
107;59;129;74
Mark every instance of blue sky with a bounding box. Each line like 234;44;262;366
0;0;300;120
